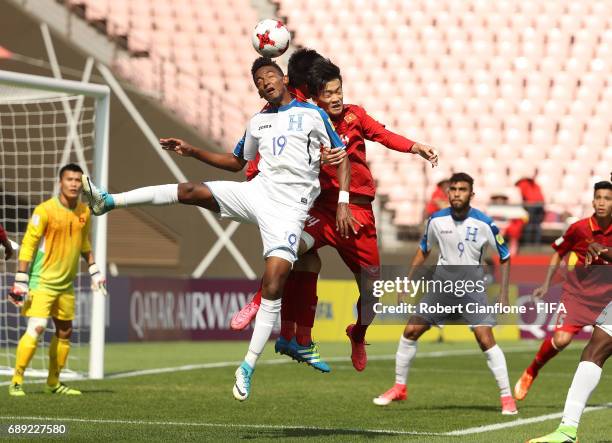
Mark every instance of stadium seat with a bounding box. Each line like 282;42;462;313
59;0;610;231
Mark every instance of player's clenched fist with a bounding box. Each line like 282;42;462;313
8;272;29;307
89;264;107;296
160;138;195;157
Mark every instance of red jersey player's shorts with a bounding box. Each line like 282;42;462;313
554;265;612;334
302;199;380;276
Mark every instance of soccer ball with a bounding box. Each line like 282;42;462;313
251;19;291;58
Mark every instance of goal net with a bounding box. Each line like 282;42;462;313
0;70;109;380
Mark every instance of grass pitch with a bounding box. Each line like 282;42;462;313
1;340;610;442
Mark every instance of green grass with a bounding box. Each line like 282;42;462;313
0;340;610;442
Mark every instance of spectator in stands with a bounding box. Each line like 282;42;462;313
425;179;449;218
489;193;528;256
515;175;545;245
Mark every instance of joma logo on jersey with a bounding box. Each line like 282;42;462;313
440;230;453;234
258;124;272;130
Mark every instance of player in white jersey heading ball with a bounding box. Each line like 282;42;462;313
81;57;353;401
373;172;518;415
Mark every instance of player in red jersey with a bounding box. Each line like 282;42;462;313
515;180;612;401
231;58;438;372
0;223;15;260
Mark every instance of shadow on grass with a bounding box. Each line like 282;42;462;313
25;389;116;395
237;428;424;440
375;404;500;413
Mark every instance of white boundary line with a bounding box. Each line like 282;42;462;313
0;415;442;436
446;404;612;435
0;404;610;437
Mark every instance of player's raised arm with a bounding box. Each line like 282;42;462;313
160;137;247;172
359;108;438;167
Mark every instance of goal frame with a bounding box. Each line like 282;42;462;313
0;69;110;379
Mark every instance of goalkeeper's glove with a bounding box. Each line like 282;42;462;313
9;272;29;307
89;263;107;296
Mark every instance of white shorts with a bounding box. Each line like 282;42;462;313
205;178;308;263
595;301;612;337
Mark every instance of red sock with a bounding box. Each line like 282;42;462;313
526;337;560;377
351;294;375;343
252;280;262;306
279;272;299;340
280;321;295;341
293;271;319;346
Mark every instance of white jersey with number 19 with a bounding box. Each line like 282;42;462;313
236;99;345;210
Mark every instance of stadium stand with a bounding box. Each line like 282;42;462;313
60;0;610;234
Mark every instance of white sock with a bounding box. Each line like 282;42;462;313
561;361;602;427
244;298;281;369
484;344;511;397
395;336;417;385
113;184;179;208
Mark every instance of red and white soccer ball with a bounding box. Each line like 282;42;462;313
251;19;291;58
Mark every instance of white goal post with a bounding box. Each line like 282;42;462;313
0;69;109;380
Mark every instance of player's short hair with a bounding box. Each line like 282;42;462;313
251;57;284;82
449;172;474;191
59;163;83;179
594;180;612;193
287;48;325;88
307;58;342;97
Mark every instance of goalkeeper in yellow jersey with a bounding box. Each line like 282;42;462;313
7;163;106;396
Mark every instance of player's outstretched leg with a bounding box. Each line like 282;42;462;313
233;257;290;401
82;175;118;215
527;324;611;443
374;319;427;406
474;326;517;415
82;176;220;216
515;330;574;401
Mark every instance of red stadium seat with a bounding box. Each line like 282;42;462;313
59;0;610;230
